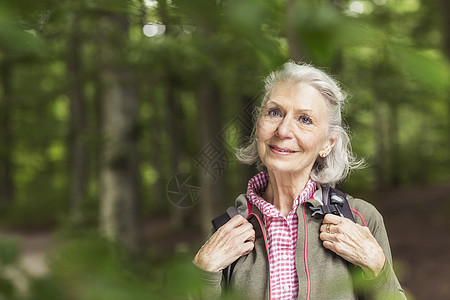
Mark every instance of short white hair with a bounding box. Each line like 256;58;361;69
235;61;363;186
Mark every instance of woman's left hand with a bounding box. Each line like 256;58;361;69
320;214;386;279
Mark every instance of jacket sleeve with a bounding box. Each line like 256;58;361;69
353;199;407;300
195;267;223;299
193;229;224;299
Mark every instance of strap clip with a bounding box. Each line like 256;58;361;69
309;191;346;218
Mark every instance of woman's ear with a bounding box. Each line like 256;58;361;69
322;136;337;156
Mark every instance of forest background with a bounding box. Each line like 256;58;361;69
0;0;449;299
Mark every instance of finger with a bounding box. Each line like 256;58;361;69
322;240;334;251
241;240;255;255
322;222;343;234
218;215;249;235
323;214;345;225
321;236;346;255
320;223;337;234
320;231;333;241
214;220;254;249
225;214;248;228
244;228;255;243
230;219;254;238
320;229;343;243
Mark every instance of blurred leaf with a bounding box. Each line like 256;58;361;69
29;277;65;300
291;2;342;64
0;239;19;265
48;232;154;299
0;3;45;58
164;252;203;298
0;276;14;298
172;0;221;26
389;43;450;90
338;18;386;49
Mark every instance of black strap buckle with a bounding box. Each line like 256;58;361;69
309;191;346;218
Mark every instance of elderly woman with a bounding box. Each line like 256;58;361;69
193;62;406;299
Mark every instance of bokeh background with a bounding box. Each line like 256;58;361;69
0;0;449;299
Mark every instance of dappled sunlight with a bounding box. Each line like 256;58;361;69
142;23;166;37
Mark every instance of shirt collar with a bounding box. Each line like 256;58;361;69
246;172;317;217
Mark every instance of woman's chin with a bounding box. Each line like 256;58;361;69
263;159;314;176
264;162;298;174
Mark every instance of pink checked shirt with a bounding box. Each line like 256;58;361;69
246;172;317;300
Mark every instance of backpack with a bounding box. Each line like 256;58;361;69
211;185;356;287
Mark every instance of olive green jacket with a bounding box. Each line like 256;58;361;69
200;187;407;300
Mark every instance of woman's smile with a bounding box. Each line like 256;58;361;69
269;144;299;155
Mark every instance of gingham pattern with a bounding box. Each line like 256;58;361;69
246;172;316;300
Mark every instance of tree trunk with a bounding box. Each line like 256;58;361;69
156;0;188;227
286;0;303;61
97;11;141;256
67;13;88;224
165;83;188;228
388;103;400;187
442;0;450;57
196;80;227;235
373;98;387;190
440;0;450;148
0;62;13;208
92;30;104;207
148;93;165;210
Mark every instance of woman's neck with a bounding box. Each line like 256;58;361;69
263;170;310;217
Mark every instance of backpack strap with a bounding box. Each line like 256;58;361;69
212;207;239;230
330;187;355;222
211;195;250;288
309;185;356;222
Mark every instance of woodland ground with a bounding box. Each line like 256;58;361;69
2;182;450;300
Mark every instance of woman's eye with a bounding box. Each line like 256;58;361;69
267;108;282;117
299;115;312;124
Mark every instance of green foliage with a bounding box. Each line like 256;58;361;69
37;230;208;300
149;249;204;299
28;277;65;300
46;231;154;299
389;44;450;90
0;238;23;299
0;239;19;266
0;1;448;299
0;1;45;58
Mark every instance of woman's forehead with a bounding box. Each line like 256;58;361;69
269;80;319;96
265;81;327;111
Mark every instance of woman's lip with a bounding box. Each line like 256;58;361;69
269;145;298;154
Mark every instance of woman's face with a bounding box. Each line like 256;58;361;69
255;81;336;177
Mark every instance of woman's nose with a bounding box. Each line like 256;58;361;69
275;116;294;139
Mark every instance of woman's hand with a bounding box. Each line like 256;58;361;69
320;214;385;279
193;215;255;273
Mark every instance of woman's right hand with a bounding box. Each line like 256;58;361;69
193;215;255;272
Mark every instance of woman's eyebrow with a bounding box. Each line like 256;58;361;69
265;100;279;107
295;108;313;114
266;100;314;114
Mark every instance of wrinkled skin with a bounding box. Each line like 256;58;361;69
193;215;255;272
320;214;386;278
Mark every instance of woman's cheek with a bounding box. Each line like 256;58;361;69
256;120;274;139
